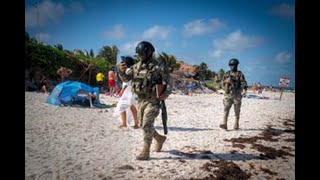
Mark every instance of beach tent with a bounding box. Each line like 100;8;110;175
47;81;100;106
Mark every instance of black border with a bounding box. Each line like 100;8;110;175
3;0;25;179
296;0;318;178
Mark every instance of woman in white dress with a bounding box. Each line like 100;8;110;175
113;56;139;129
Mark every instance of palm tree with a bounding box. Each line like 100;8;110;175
158;52;178;72
211;71;217;79
54;44;64;51
89;49;95;58
199;62;208;70
30;37;38;44
198;62;209;81
64;49;73;54
74;49;85;56
84;50;89;57
98;45;119;65
83;49;95;62
218;69;225;79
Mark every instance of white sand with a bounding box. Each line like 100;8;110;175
25;91;295;180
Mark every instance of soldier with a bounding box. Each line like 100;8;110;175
118;41;171;160
220;58;247;130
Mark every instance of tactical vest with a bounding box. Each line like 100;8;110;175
131;60;162;99
224;71;244;94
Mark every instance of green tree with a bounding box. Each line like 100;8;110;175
74;49;85;56
98;45;119;65
157;52;178;72
25;30;112;86
211;71;217;79
25;39;73;77
197;62;211;81
64;49;73;54
89;49;95;58
54;44;64;51
218;69;225;79
30;37;38;44
83;49;94;58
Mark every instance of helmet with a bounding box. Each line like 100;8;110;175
229;58;239;66
121;56;135;68
135;41;155;60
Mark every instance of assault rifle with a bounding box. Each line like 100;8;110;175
226;76;236;94
157;84;168;135
160;100;168;135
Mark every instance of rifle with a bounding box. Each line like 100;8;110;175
225;76;236;94
229;76;236;94
160;100;168;135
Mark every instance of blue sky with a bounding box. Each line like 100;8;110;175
25;0;295;87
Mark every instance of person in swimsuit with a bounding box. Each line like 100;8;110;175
108;68;117;97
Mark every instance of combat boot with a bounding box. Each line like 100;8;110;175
154;132;167;152
219;113;228;130
136;142;151;160
234;116;239;130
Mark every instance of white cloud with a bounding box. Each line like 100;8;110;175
212;49;223;58
183;18;225;37
120;41;140;54
142;25;172;40
103;24;126;39
275;51;292;64
210;30;263;59
25;0;65;28
270;3;295;20
35;33;51;43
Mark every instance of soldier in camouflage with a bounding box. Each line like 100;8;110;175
220;58;248;130
118;41;171;160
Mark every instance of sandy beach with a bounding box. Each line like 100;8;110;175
25;91;295;180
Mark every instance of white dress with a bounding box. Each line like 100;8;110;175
112;81;138;124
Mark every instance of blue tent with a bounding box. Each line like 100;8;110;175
47;81;100;106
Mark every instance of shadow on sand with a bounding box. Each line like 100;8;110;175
225;128;265;132
151;149;262;161
154;126;214;132
155;126;269;132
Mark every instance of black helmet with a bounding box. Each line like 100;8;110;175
121;56;135;68
229;58;239;66
135;41;155;60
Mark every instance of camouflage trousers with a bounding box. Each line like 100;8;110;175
223;92;243;118
137;99;160;144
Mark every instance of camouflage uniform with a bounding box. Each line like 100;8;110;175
221;70;247;130
119;57;171;159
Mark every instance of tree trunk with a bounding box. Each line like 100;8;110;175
88;67;91;85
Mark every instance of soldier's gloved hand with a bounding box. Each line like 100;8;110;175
119;63;127;72
157;94;168;101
